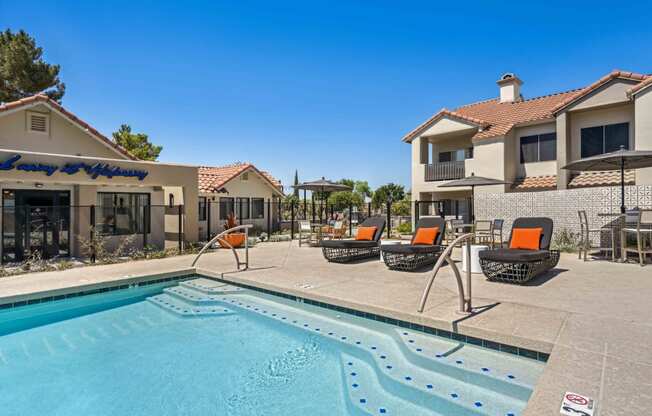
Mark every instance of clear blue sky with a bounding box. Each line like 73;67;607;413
2;1;650;191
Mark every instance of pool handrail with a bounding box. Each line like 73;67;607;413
417;233;475;314
191;224;254;269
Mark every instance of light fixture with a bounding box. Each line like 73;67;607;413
34;183;44;188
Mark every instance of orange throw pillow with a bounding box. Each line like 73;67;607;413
413;227;439;245
356;226;377;241
509;228;543;250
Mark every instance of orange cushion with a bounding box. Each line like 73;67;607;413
413;227;440;245
509;228;543;250
356;226;377;241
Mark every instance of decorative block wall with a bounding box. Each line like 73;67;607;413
474;185;652;242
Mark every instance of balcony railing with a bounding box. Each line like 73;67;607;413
424;161;465;181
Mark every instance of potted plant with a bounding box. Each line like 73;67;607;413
219;212;246;248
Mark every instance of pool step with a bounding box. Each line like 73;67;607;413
147;294;235;318
163;286;225;305
180;278;245;295
391;329;538;400
339;353;447;416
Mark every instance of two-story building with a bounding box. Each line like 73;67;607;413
404;70;652;222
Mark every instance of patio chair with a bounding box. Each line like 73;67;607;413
381;217;446;271
474;220;493;246
324;220;347;240
321;216;386;263
445;219;464;246
621;209;652;266
478;217;560;284
578;210;615;262
298;220;314;247
492;219;504;248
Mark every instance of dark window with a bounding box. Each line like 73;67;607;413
236;197;250;220
198;197;207;221
97;192;150;235
438;152;452;162
465;147;474;159
251;198;265;219
520;133;557;163
168;193;175;207
581;123;629;158
219;197;234;220
438;149;467;163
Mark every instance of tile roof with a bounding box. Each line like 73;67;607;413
198;163;283;195
568;170;635;188
403;69;650;143
551;70;649;114
512;175;557;191
628;76;652;97
0;94;137;160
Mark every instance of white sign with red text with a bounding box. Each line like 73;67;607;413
560;392;595;416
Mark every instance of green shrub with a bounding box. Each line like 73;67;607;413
552;228;579;253
397;222;412;234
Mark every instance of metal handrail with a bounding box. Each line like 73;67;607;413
191;224;253;269
417;233;475;314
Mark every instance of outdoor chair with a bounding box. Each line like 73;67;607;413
298;220;314;247
578;210;615;262
621;209;652;266
381;217;446;271
445;219;464;246
474;220;493;246
321;216;386;263
478;217;560;284
324;220;347;240
492;219;504;248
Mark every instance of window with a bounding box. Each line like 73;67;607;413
27;111;49;134
581;122;629;158
219;197;234;220
519;133;557;163
97;193;150;235
198;197;207;221
168;193;175;207
236;197;250;219
251;198;265;219
465;147;474;159
438;149;467;163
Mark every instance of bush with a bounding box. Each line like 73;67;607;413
552;228;579;253
397;222;412;234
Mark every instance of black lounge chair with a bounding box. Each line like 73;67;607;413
381;217;446;271
479;217;560;284
321;216;386;263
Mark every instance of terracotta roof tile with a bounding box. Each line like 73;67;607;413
569;170;635;188
512;175;557;190
0;94;137;160
628;76;652;97
198;163;283;195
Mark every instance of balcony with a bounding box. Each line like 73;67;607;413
424;161;465;181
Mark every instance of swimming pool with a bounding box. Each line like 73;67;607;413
0;276;544;415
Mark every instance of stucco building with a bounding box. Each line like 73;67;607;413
404;70;652;221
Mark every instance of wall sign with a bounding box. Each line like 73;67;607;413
0;154;148;181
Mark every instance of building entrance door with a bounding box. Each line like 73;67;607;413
2;189;71;263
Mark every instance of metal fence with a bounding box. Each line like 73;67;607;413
1;204;186;264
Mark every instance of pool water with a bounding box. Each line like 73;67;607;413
0;277;544;415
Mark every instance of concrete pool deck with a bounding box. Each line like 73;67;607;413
0;241;650;415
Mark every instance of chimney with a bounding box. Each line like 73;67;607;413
497;73;523;103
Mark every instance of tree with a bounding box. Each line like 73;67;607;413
293;170;300;198
327;179;367;210
354;181;373;200
372;183;405;208
112;124;162;161
0;29;65;103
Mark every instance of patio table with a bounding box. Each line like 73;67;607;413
597;213;627;261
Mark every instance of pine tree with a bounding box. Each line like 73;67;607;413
112;124;162;161
0;30;65;103
293;170;300;197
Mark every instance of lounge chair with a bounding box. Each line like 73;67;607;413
478;217;560;284
381;217;446;271
321;216;386;263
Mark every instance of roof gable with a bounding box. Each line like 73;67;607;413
198;163;284;196
0;95;137;160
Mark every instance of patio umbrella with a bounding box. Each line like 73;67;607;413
293;177;352;222
562;147;652;213
438;173;510;222
292;177;352;194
